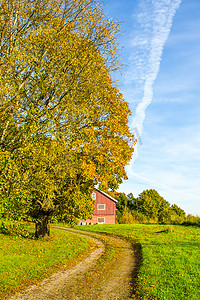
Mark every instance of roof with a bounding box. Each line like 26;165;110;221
95;188;118;203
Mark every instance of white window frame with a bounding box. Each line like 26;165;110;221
97;204;105;210
92;192;96;200
97;217;105;224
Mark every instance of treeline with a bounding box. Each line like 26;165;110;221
115;189;200;226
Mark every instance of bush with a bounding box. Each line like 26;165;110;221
148;217;159;224
159;209;172;224
117;207;135;224
131;210;148;223
183;214;200;226
170;213;185;225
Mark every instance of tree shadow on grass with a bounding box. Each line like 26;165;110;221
155;229;171;233
130;241;143;299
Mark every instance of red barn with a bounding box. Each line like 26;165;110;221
79;189;117;225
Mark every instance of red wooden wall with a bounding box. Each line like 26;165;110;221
93;190;116;215
79;190;117;224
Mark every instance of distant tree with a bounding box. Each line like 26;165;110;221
131;210;147;224
158;209;172;224
115;192;133;212
117;206;134;224
127;193;136;205
134;189;170;220
170;204;186;219
158;204;186;224
185;214;200;226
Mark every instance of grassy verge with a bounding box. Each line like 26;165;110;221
76;224;200;300
0;227;96;299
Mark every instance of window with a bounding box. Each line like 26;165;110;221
97;204;105;210
92;192;96;200
97;217;105;224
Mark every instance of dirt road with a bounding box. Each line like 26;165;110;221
9;227;140;300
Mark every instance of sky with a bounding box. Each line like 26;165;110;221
103;0;200;216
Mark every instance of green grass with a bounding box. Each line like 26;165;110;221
0;228;95;298
76;224;200;300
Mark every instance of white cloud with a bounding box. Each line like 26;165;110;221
130;0;182;137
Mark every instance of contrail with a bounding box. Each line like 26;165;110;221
129;0;182;165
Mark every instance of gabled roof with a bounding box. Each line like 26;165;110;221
95;188;118;203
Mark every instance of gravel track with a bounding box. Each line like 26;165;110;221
9;227;138;300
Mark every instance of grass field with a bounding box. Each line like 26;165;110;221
76;224;200;300
0;228;95;299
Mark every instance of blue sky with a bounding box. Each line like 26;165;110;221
103;0;200;216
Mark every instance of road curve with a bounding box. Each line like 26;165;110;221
9;227;138;300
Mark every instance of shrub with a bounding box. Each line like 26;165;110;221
117;207;135;224
184;214;200;226
159;209;172;224
170;213;184;225
131;210;147;223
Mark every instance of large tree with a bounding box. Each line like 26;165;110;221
134;189;170;220
0;0;134;237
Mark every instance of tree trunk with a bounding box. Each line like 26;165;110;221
35;209;53;239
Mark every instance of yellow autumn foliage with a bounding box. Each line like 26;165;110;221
0;0;135;236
